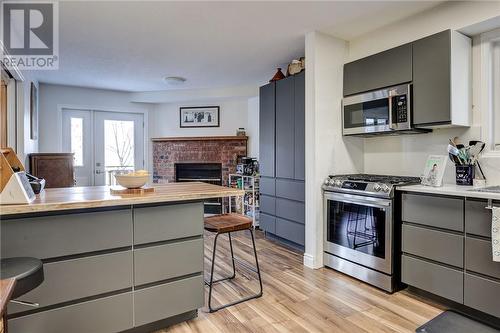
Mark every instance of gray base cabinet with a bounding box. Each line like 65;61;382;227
259;72;305;249
401;193;500;318
1;202;205;333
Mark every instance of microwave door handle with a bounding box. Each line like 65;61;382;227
388;96;396;130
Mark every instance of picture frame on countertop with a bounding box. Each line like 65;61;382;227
180;106;220;128
420;155;447;187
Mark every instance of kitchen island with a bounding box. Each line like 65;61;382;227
0;182;243;333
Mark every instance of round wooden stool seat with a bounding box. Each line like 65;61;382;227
0;257;44;299
204;213;253;233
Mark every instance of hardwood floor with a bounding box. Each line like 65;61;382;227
159;230;443;333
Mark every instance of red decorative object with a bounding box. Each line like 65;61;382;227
269;68;285;82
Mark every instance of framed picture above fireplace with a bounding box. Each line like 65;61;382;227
180;106;220;128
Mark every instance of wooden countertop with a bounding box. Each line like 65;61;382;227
0;182;244;216
0;278;16;317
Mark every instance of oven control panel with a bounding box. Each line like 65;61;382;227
341;181;367;190
322;177;394;198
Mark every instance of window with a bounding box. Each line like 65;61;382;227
70;117;83;166
480;28;500;154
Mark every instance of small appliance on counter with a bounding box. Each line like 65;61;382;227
0;148;37;204
322;174;421;292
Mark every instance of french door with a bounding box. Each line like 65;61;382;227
62;109;144;186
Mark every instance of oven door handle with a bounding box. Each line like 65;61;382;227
324;193;392;208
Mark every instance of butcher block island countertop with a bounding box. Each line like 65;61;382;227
0;182;244;216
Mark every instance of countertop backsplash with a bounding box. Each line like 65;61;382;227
362;126;500;186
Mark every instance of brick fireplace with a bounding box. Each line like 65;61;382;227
152;136;248;185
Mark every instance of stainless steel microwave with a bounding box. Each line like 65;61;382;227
342;84;413;136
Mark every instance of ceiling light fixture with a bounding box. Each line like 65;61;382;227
163;76;187;86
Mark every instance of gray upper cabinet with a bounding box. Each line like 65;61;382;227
413;30;471;127
276;76;295;179
343;44;412;96
294;71;305;180
413;30;451;126
259;83;275;177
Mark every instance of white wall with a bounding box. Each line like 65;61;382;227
247;96;260;159
149;99;249;139
38;84;259;174
14;72;39;166
348;1;500;61
304;31;363;269
348;1;500;185
38;83;153;153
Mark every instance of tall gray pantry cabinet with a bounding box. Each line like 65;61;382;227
259;71;305;249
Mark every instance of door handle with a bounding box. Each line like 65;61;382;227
95;170;103;175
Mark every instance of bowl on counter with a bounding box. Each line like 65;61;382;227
114;170;150;189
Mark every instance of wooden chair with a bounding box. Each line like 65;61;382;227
204;213;263;312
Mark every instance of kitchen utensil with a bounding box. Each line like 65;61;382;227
468;141;485;164
447;144;464;164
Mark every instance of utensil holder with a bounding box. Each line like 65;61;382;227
456;165;475;186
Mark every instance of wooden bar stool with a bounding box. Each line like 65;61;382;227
204;213;263;312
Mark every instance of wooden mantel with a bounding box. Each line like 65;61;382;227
151;136;248;142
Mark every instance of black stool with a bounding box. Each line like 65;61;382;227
204;213;263;312
1;257;44;301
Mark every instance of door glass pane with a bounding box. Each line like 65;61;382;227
104;120;135;185
327;201;386;259
344;98;389;128
70;117;83;167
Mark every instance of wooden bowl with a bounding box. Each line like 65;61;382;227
114;174;149;189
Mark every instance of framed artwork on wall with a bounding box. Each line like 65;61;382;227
30;82;38;140
179;106;220;128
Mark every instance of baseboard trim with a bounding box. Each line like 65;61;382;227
303;252;322;269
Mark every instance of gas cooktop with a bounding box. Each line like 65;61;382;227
323;174;421;198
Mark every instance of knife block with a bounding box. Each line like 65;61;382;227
0;148;35;204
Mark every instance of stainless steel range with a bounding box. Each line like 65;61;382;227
323;174;420;292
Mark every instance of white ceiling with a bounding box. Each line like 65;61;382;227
32;1;442;92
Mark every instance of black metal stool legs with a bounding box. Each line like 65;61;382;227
206;229;263;313
205;233;236;287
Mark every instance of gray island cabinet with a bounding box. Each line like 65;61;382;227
0;183;243;333
400;191;500;320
